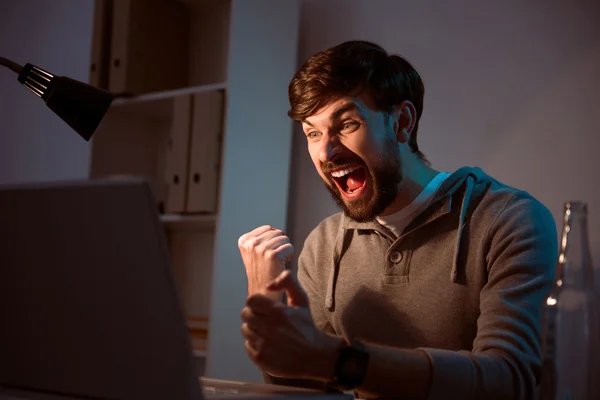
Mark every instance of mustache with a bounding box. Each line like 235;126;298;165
322;158;365;174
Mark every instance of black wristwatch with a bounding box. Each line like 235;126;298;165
331;340;369;390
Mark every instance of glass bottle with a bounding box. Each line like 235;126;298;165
540;201;598;400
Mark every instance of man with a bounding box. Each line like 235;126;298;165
237;40;557;399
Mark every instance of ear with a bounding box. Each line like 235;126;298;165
392;101;417;143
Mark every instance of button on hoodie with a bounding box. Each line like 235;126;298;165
389;250;403;263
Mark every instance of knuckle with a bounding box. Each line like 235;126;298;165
245;315;256;327
247;237;258;247
264;248;274;260
253;349;265;363
245;238;260;251
241;308;257;324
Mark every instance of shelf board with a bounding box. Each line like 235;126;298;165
160;214;217;229
193;349;207;358
112;82;227;107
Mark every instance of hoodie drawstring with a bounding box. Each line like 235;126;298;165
451;175;475;283
326;227;352;311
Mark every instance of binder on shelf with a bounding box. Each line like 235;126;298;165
186;91;225;213
89;0;112;89
108;0;190;96
164;95;193;214
187;316;209;352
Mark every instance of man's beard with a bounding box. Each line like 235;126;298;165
323;135;401;222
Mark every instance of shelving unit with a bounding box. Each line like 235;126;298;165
88;0;300;382
193;350;207;358
111;82;228;108
160;214;217;230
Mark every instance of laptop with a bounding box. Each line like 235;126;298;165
0;178;352;400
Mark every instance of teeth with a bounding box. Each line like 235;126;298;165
331;165;360;178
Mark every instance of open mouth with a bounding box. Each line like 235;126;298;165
330;165;367;197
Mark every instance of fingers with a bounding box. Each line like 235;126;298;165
244;338;260;363
239;226;293;261
273;242;294;263
238;225;273;247
238;225;295;300
241;319;279;367
238;225;285;248
257;228;287;244
241;323;262;345
246;295;273;313
240;305;261;323
242;324;263;361
241;300;282;322
240;306;278;337
261;235;293;261
264;234;290;250
266;270;309;307
245;294;284;317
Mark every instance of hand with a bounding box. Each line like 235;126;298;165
240;270;342;380
238;225;294;300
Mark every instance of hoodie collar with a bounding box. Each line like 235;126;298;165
325;167;484;311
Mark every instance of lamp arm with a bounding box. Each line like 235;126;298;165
0;57;23;74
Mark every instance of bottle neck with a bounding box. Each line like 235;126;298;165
557;202;594;289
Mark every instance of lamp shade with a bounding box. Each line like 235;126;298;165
17;63;114;141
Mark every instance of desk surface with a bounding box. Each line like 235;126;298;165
0;379;354;400
201;377;355;399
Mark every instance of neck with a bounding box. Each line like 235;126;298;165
380;151;440;216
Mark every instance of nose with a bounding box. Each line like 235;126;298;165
318;133;341;163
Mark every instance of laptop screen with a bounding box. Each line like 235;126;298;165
0;179;202;400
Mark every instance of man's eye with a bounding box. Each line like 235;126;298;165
341;121;359;131
306;131;321;139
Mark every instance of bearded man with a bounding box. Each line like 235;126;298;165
237;40;557;400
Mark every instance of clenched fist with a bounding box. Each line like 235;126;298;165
238;225;294;300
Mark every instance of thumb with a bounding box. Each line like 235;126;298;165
266;270;309;307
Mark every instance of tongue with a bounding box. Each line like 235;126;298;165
346;168;366;191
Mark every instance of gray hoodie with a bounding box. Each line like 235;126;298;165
297;166;558;399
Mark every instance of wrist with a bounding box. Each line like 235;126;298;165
313;334;345;381
329;339;370;391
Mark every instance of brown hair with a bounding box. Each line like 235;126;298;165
288;40;426;160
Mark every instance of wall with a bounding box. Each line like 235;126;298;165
206;0;301;382
288;0;600;277
0;1;94;185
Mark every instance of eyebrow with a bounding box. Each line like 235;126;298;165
302;103;360;127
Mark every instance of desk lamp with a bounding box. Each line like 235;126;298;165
0;56;114;141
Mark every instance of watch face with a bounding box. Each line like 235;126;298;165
336;343;369;388
342;352;364;376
